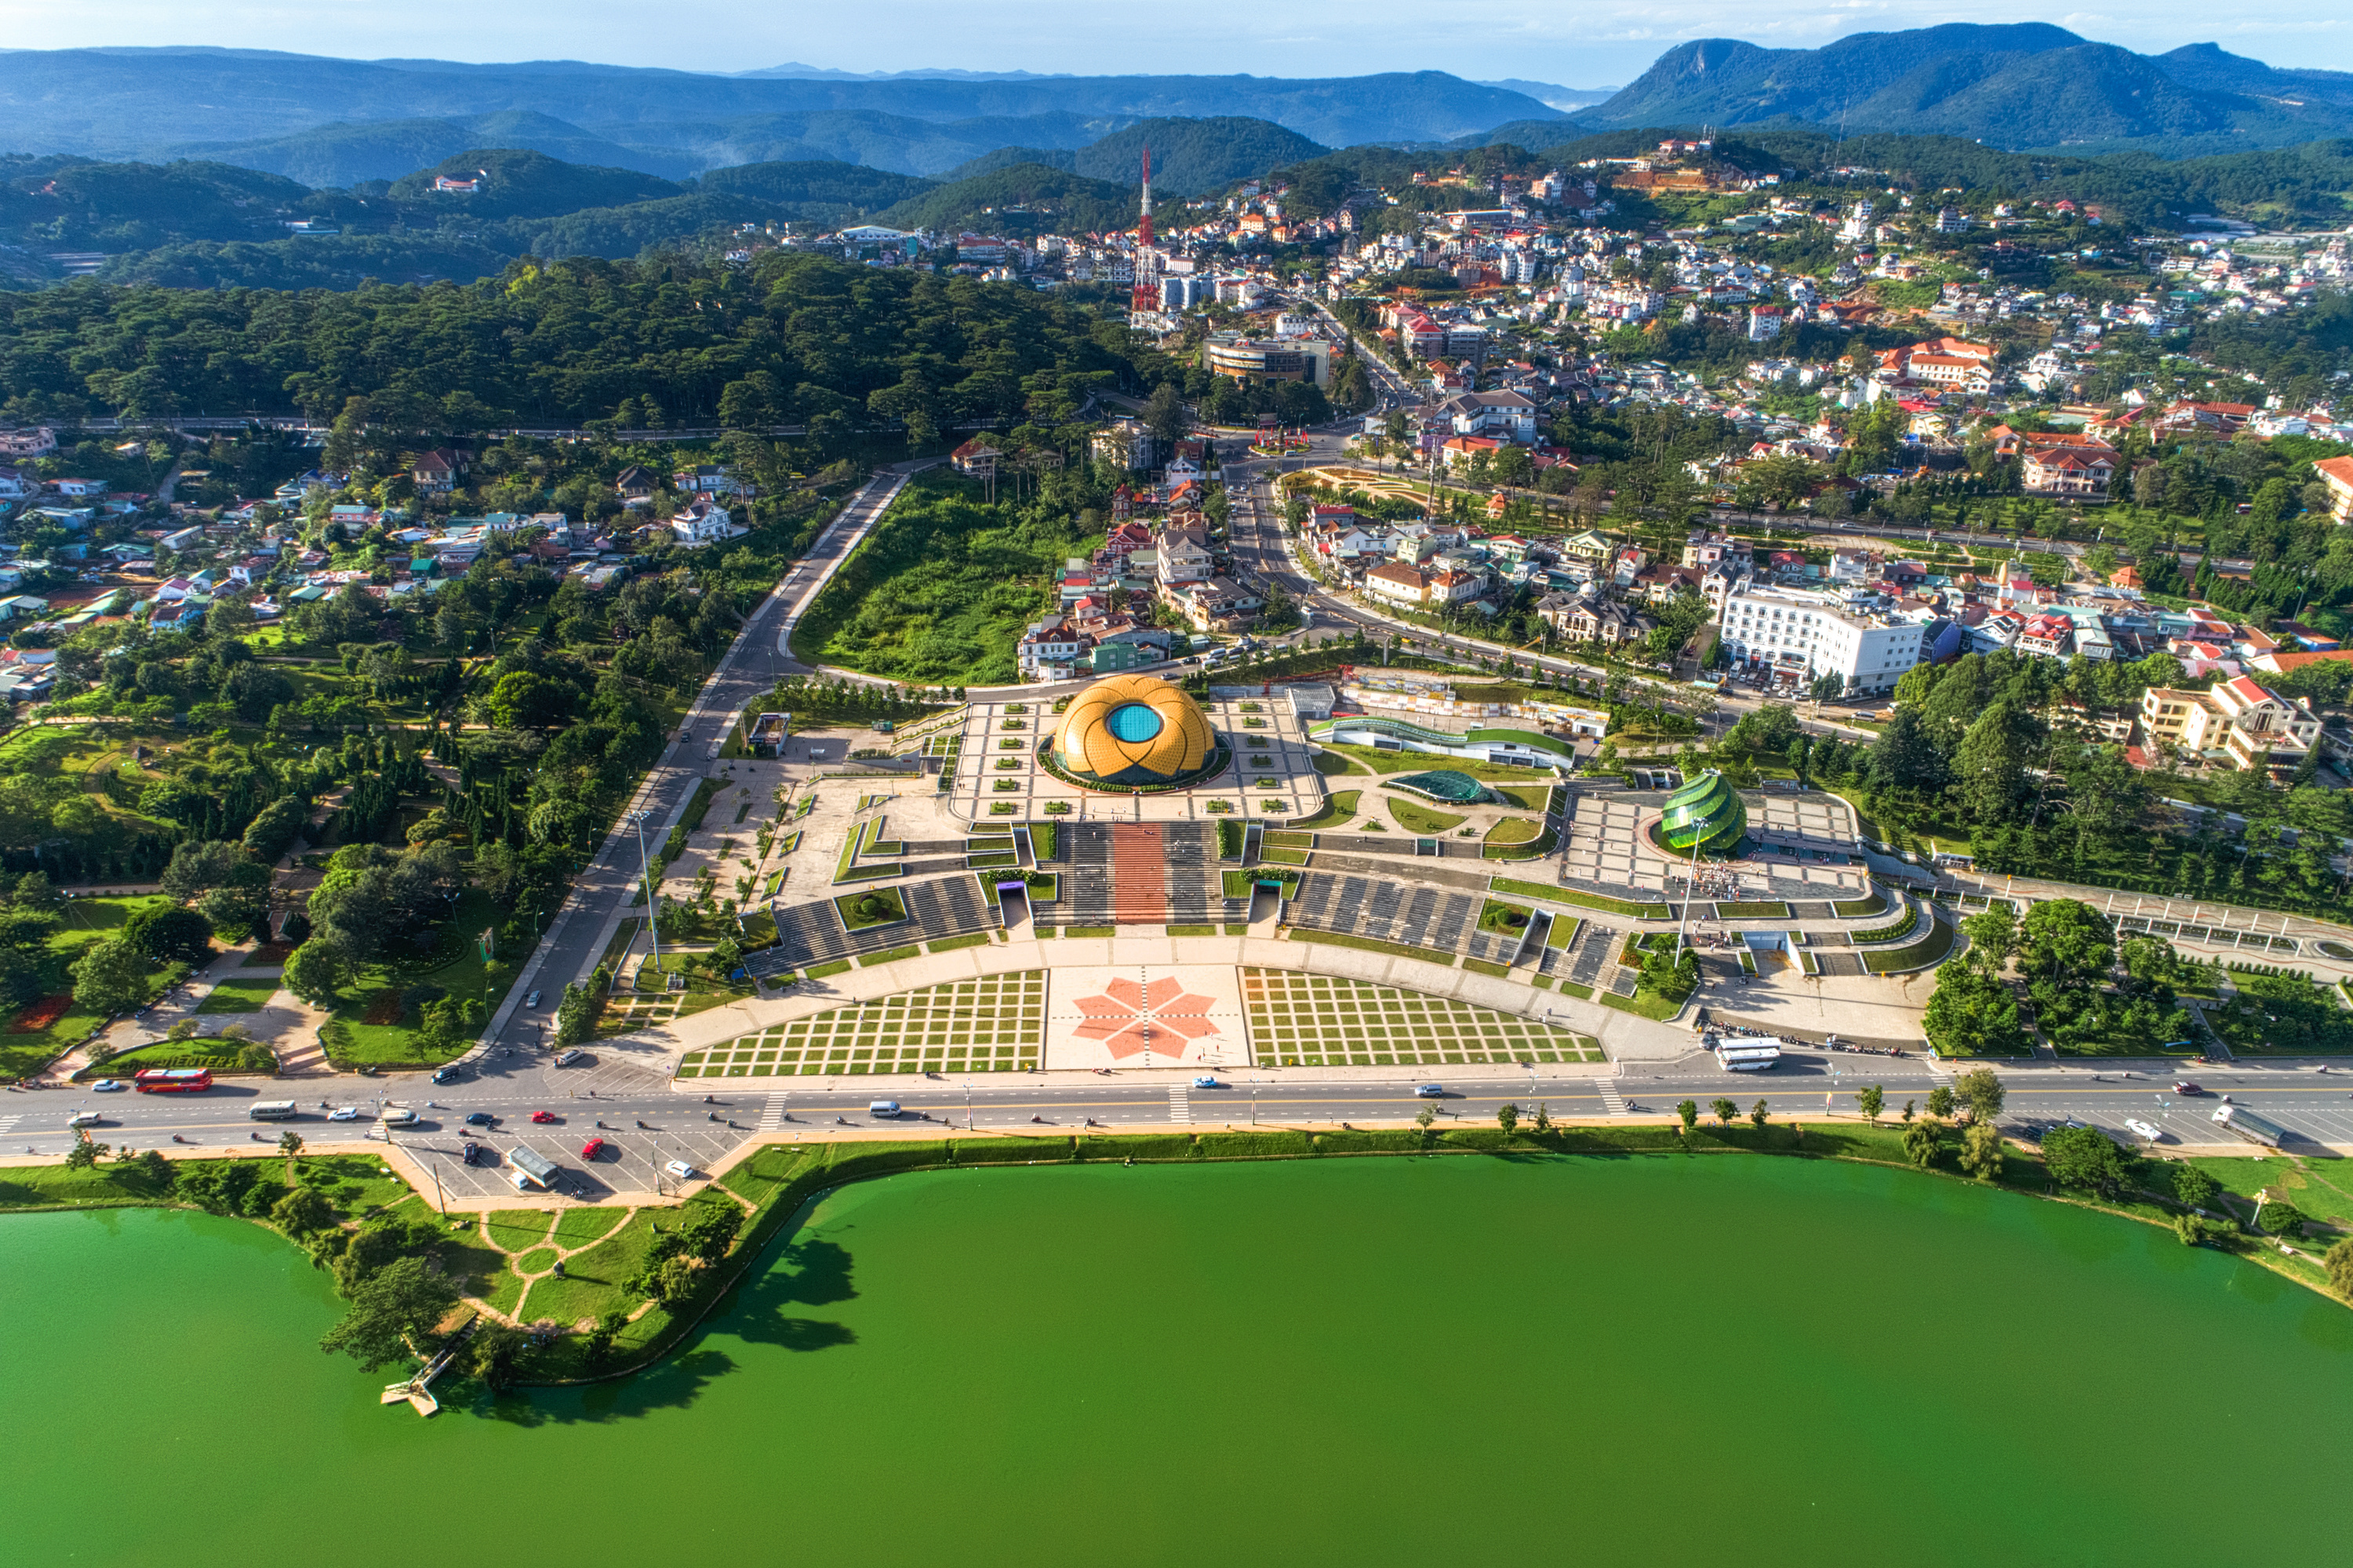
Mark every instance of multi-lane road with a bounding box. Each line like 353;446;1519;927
478;464;920;1055
16;1048;2351;1202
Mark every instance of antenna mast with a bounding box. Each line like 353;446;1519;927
1130;145;1161;314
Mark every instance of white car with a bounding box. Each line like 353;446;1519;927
526;990;542;1009
88;1079;125;1092
2125;1119;2165;1144
664;1159;699;1181
328;1105;363;1122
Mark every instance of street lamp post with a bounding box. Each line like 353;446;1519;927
630;808;662;974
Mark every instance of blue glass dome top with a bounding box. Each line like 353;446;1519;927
1104;703;1165;743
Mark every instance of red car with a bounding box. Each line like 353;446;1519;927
2173;1081;2203;1096
580;1137;610;1160
531;1111;560;1124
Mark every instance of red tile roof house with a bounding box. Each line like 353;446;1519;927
2017;614;2075;658
2020;437;2117;499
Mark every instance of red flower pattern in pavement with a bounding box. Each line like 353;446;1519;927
1071;976;1221;1061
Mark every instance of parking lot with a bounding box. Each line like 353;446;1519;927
394;1096;769;1202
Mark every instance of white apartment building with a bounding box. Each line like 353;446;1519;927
1718;582;1926;693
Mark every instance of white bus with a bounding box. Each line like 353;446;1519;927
508;1145;559;1191
248;1100;300;1120
1713;1037;1784;1071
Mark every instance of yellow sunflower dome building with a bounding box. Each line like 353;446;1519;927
1049;675;1223;788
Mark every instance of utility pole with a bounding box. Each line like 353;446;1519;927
631;807;662;974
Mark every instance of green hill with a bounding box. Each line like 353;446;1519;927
0;156;315;252
695;159;936;213
384;149;681;220
1072;117;1328;195
875;163;1144;235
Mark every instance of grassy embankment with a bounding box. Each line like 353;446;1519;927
6;1119;2347;1395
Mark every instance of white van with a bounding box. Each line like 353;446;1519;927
380;1107;418;1127
248;1100;300;1120
867;1100;902;1119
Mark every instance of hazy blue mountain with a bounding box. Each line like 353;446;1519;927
172;111;697;186
1569;25;2353;150
0;49;1558;162
940;147;1077;182
1477;79;1615;111
598;110;1126;177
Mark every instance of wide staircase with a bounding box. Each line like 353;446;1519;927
1063;824;1225;926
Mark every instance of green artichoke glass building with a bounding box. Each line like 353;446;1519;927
1659;770;1746;854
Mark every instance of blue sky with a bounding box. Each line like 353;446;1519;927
3;1;2344;84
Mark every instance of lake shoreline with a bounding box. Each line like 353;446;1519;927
8;1120;2344;1394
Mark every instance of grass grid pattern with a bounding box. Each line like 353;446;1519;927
676;970;1046;1078
1242;968;1603;1069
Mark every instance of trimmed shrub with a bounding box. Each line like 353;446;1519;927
1073;1134;1196;1162
947;1137;1072;1166
1195;1130;1312;1159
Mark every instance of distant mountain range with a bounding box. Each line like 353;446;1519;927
3;34;2345;191
1562;26;2353;153
0;48;1558;173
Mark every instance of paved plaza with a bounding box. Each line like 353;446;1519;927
1560;787;1869;901
1043;963;1247;1068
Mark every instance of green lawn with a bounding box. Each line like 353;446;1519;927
835;887;909;931
1488;879;1671;920
511;1209;667;1327
1286;928;1457;966
1598;987;1684;1020
90;1036;265;1075
1484;816;1542;846
1859;913;1957;974
195;976;282;1014
1295;790;1360;830
0;894;182;1079
1478;898;1536;937
1309;750;1362;776
485;1210;556;1255
315;888;527;1070
1387;799;1466;834
553;1206;629;1249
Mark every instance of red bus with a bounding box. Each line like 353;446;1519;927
134;1068;213;1093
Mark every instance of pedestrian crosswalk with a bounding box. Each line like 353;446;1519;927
1166;1086;1192;1125
0;1114;20;1141
1597;1079;1627;1116
758;1093;787;1132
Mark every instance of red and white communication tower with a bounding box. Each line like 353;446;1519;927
1128;144;1160;313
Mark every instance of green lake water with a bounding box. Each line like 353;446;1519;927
8;1152;2352;1566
